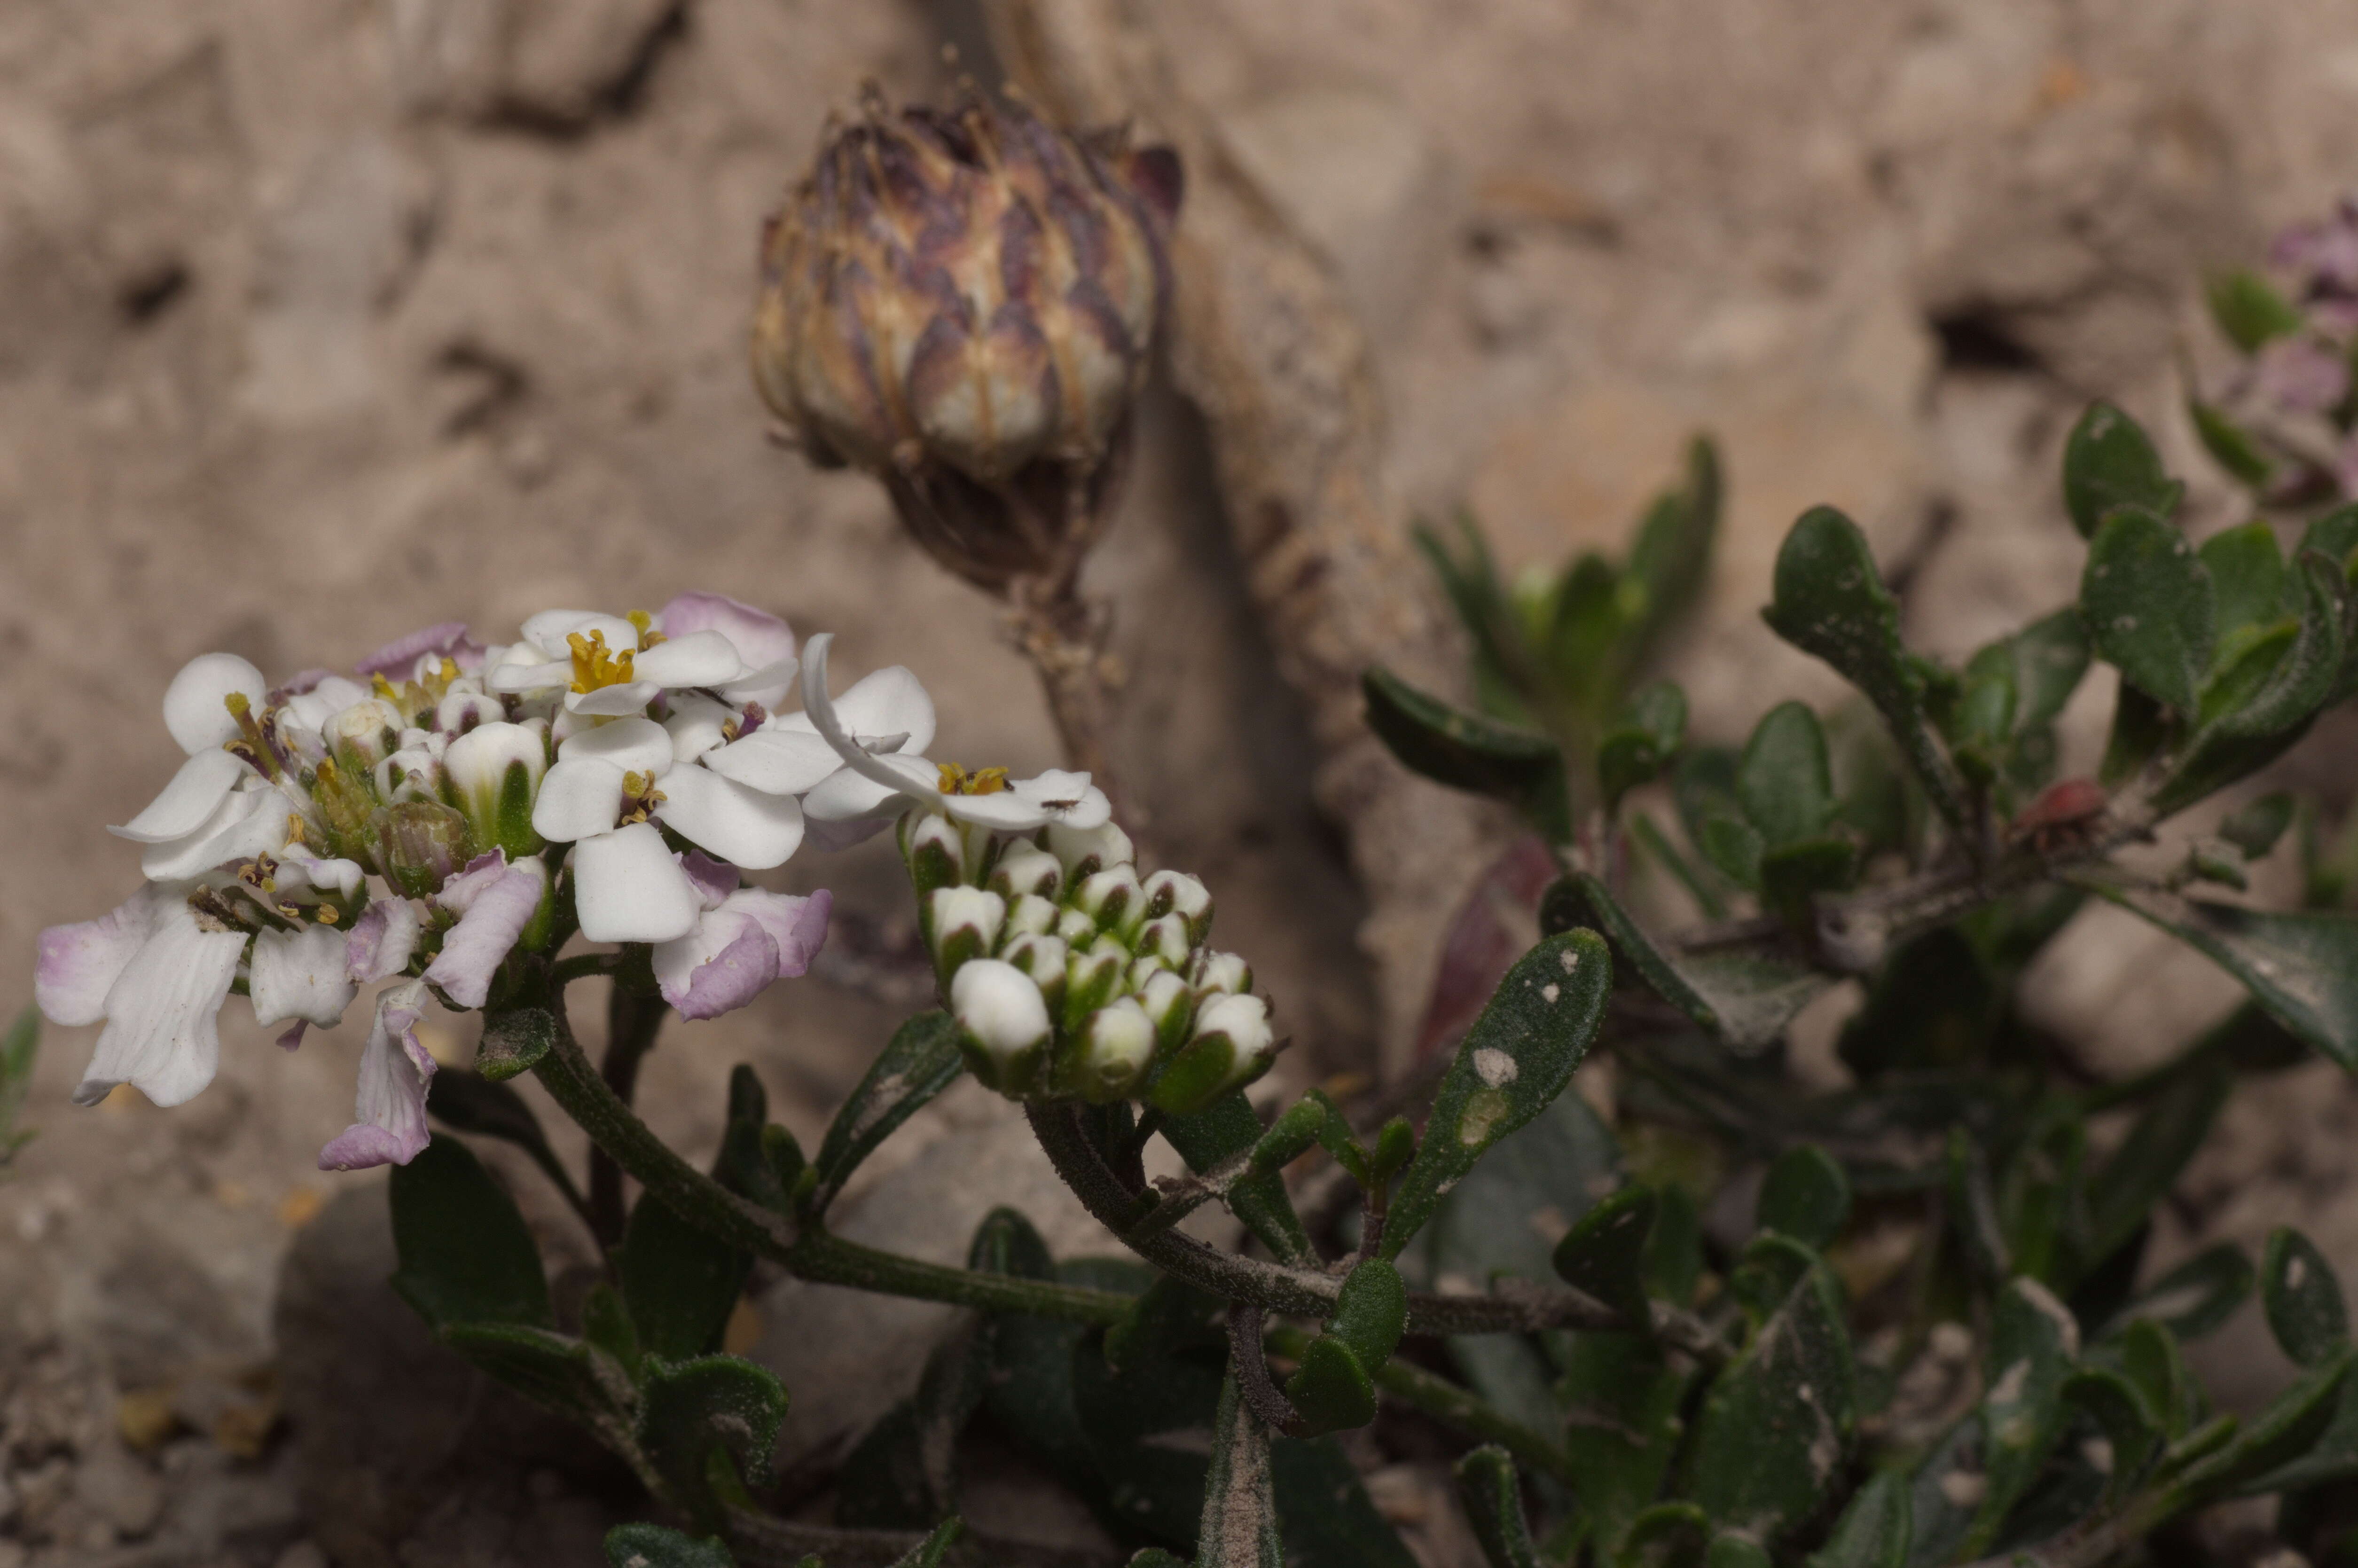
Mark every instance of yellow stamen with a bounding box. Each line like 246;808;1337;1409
937;763;1010;796
371;673;400;701
315;905;340;925
568;629;637;693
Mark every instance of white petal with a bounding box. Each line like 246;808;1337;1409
109;750;250;843
1011;772;1112;831
138;785;280;881
487;657;572;694
521;609;639;658
632;631;748;689
572;822;702;942
701;727;845;796
249;924;359;1029
319;980;437;1170
72;901;246;1108
557;714;675;778
655;764;806;869
801;764;918;822
37;885;165;1027
531;756;626;842
942;791;1054;831
664;695;736;764
716;656;799;709
346;897;423;982
564;681;661;716
830;664;937;756
164;653;267;756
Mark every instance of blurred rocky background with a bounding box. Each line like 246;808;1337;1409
5;0;2358;1561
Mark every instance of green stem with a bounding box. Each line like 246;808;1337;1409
791;1230;1133;1324
590;985;669;1245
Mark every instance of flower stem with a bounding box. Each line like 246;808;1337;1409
589;984;669;1245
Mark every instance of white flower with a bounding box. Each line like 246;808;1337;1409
249;924;360;1038
794;634;1113;833
39;885;248;1108
486;596;797;718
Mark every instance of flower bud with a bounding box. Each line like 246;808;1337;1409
1001;933;1069;1014
1045;820;1133;882
435;690;505;735
1062;941;1127;1039
1059;997;1155;1104
1193;950;1253;999
752;88;1180;591
371;800;477;898
1137;968;1196;1058
1055;907;1099;947
950;958;1052;1096
1133;913;1191;973
1003;892;1060;942
325;698;406;777
1142;869;1213;946
989;844;1064;902
900;809;966;898
1150;993;1277;1115
1075;864;1143;938
926;886;1006;988
374;746;442;806
443;720;549;862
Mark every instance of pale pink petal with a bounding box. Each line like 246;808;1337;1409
422;859;548;1008
723;887;830;978
652;909;776;1019
658;592;794;670
679;849;740;908
346;897;423;983
250;924;359;1029
72;900;246;1108
278;1020;308;1052
319;981;437;1170
571;822;702;943
355;621;484;677
37;886;163;1027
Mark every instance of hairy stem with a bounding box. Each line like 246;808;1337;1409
588;984;669;1245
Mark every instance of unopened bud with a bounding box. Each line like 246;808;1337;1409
435;690;505;735
1075;864;1144;938
325;698;406;776
1150;993;1276;1115
374;746;442;806
900;809;966;897
443;720;548;861
372;800;477;898
1142;870;1213;945
1045;820;1134;882
1137;968;1195;1057
1001;932;1069;1014
926;886;1006;987
752;89;1179;592
1060;997;1155;1103
950;958;1052;1096
1062;941;1127;1038
1003;892;1060;941
1133;913;1191;972
989;844;1063;902
1055;907;1098;947
1193;950;1253;999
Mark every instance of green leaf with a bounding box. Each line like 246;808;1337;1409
1707;1538;1771;1568
1600;682;1689;811
2208;268;2306;351
811;1010;964;1213
1839;929;2000;1078
1363;666;1567;834
1553;1185;1657;1328
1698;815;1764;891
2114;1317;2197;1438
388;1134;552;1332
1618;1504;1711;1568
2201;521;2289;645
2264;1227;2350;1368
1959;1279;2081;1557
1804;1469;1911;1568
2190;397;2277;487
1685;1266;1857;1542
1762;506;1965;823
1328;1259;1407;1371
2100;682;2171;787
2102;1246;2255;1345
1381;930;1612;1260
636;1355;789;1529
620;1190;751;1364
2220;792;2296;860
1284;1335;1378;1435
1552;872;1830;1049
889;1520;965;1567
1738;702;1835;847
838;1318;990;1530
2083;882;2358;1069
712;1065;799;1212
1453;1446;1542;1568
425;1068;586;1216
0;1004;39;1167
1758;836;1859;921
1198;1372;1284;1568
1757;1145;1852;1251
475;1005;556;1082
1164;1091;1316;1266
2006;608;2096;734
2061;1366;2163;1500
1562;1330;1693;1558
2081;504;2215;711
2173;1349;2352;1502
2083;1057;2230;1264
2063;401;2183;539
1623;434;1723;660
603;1523;736;1568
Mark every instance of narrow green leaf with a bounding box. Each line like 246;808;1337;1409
1698;815;1764;891
2084;881;2358;1069
388;1134;552;1332
2115;1317;2198;1438
2208;268;2306;352
1363;666;1566;831
1758;836;1859;921
2174;1349;2352;1502
604;1523;736;1568
713;1065;798;1212
2102;1247;2255;1346
1165;1090;1316;1266
1553;1185;1658;1328
2063;402;2183;538
1453;1446;1542;1568
1554;872;1828;1049
811;1011;964;1212
1804;1469;1911;1568
2006;608;2095;733
2099;682;2171;786
2264;1227;2350;1367
2083;1057;2230;1262
1959;1279;2080;1556
1561;1330;1693;1558
2081;504;2215;711
1757;1145;1852;1251
0;1004;39;1166
425;1069;585;1215
1381;930;1612;1260
1686;1268;1857;1542
1762;506;1965;822
1739;701;1836;847
1619;1503;1711;1568
2190;397;2277;487
1601;681;1690;810
1284;1336;1378;1435
620;1190;751;1364
1198;1372;1284;1568
1707;1537;1771;1568
1624;434;1723;659
636;1355;789;1529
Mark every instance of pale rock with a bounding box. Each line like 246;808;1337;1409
72;1438;165;1539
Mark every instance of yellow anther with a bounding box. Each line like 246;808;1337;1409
315;905;340;925
568;629;637;693
937;763;1010;796
371;673;400;700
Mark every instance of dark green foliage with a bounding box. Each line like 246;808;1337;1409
389;1135;553;1331
2265;1228;2352;1368
620;1188;751;1364
811;1010;964;1212
603;1524;737;1567
2064;401;2183;538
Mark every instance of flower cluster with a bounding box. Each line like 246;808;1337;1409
785;629;1277;1115
36;595;844;1169
2205;198;2358;499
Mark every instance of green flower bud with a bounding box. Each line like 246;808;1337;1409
900;809;966;898
1075;864;1143;939
326;698;406;777
1003;892;1060;941
1000;932;1069;1015
1192;950;1252;999
1055;907;1098;946
989;843;1063;901
1044;820;1134;883
1059;996;1156;1103
1136;968;1195;1057
1062;941;1127;1038
371;800;477;899
1133;913;1191;972
1142;869;1213;945
926;885;1006;988
1149;992;1276;1115
442;720;548;862
950;958;1052;1096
